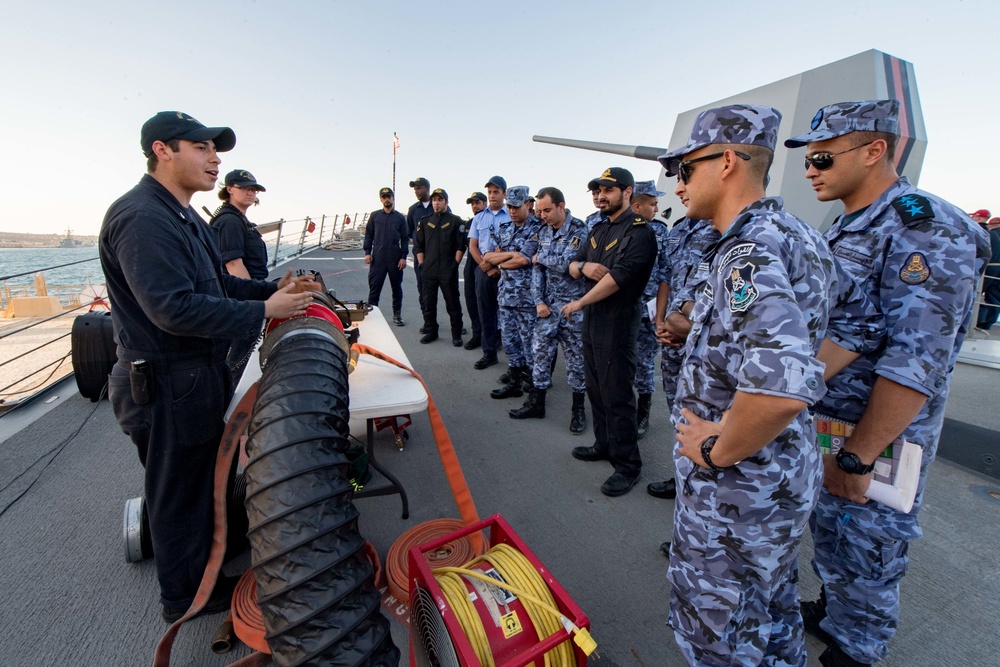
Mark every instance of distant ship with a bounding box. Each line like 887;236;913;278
59;227;85;248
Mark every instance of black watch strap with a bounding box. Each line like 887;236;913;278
836;449;876;475
700;436;734;472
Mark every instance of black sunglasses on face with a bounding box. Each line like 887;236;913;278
677;151;750;183
803;141;874;171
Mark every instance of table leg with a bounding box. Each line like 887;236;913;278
353;418;410;519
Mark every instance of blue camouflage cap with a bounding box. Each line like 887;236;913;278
658;104;782;176
785;99;900;148
633;180;665;198
505;185;530;207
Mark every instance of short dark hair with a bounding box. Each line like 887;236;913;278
851;131;898;163
535;187;565;206
737;144;774;189
146;138;181;172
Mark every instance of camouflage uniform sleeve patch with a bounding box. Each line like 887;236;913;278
724;263;760;312
891;194;934;225
899;252;931;284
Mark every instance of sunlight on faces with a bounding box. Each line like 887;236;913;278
536;194;566;227
804;135;874;203
486;184;505;210
158;139;220;195
632;194;658;221
673;145;727;222
507;202;529;224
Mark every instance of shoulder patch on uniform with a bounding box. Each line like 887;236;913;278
590;236;597;249
459;224;466;233
899;252;931;284
716;242;756;273
724;263;760;312
892;194;934;225
531;233;538;241
570;236;581;248
633;216;646;225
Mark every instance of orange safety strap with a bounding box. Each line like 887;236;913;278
152;382;262;667
352;344;482;552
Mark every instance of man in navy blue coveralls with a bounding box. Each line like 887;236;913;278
100;111;317;621
364;186;409;326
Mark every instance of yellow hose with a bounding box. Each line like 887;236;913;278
432;544;596;666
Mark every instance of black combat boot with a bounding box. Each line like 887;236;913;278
636;393;652;439
509;388;546;419
569;392;586;435
491;367;525;399
392;311;405;327
802;587;832;644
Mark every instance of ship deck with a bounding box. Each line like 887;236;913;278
0;246;997;666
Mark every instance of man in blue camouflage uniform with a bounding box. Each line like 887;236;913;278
585;184;603;232
645;216;720;519
630;180;669;440
486;186;541;399
509;187;588;432
658;104;885;666
785;99;991;667
562;167;657;497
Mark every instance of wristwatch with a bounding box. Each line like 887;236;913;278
835;449;875;475
700;436;735;472
577;261;586;274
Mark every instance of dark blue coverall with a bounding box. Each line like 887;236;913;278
364;208;409;312
407;200;433;312
100;174;277;609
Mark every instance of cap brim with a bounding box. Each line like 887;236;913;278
783;129;842;148
179;126;236;152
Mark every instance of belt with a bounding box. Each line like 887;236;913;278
116;355;225;373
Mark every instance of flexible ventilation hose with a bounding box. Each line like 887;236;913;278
243;313;399;667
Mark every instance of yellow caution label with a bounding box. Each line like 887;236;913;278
500;610;523;639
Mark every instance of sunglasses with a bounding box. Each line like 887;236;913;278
677;151;750;183
803;141;874;171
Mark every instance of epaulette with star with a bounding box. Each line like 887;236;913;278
892;193;934;225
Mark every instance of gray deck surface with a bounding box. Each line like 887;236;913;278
1;247;998;666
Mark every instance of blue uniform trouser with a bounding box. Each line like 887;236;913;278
108;357;234;608
463;257;481;338
368;260;403;312
810;492;912;664
532;304;584;392
583;300;641;477
634;316;659;394
660;344;684;411
475;270;500;355
499;306;535;369
669;456;813;666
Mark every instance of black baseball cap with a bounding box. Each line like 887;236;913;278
409;177;430;188
587;167;635;191
431;188;449;201
224;169;265;191
466;191;487;204
140;111;235;158
379;187;394;197
485;175;507;191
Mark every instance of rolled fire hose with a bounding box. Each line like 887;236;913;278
241;306;399;666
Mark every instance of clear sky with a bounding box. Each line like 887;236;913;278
1;0;997;235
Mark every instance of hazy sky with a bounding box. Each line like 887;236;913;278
1;0;997;236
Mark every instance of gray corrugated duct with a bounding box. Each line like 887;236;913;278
244;313;399;667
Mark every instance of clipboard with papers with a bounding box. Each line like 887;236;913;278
815;414;923;513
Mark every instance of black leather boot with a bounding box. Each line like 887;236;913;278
636;392;652;440
570;392;586;435
819;644;870;667
491;367;525;399
392;311;405;327
509;388;546;419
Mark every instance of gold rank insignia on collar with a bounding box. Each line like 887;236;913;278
428;222;437;229
605;239;618;251
442;222;451;229
633;216;646;225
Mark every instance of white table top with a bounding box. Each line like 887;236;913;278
226;307;428;423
